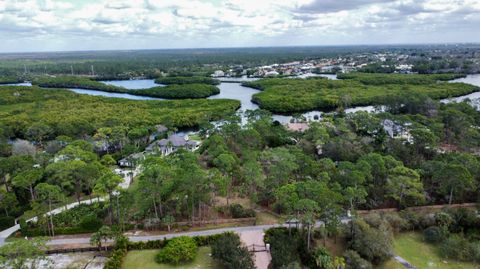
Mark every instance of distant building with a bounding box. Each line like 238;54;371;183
212;70;225;77
265;71;279;77
145;134;200;156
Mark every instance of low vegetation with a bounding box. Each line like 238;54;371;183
32;76;128;93
154;76;220;85
0;77;23;84
243;73;478;113
31;76;221;99
135;84;220;99
0;87;240;138
336;73;465;85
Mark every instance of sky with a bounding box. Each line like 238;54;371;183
0;0;479;52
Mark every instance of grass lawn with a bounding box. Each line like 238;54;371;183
393;232;478;269
122;247;221;269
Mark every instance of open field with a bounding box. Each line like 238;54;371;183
122;247;221;269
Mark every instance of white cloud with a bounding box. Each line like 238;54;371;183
0;0;478;52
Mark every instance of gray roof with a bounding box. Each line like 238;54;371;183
158;134;187;147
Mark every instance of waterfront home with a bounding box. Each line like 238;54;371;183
382;119;413;143
145;134;200;156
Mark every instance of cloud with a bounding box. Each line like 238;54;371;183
295;0;394;13
0;0;478;52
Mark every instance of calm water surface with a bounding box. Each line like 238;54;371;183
100;79;163;89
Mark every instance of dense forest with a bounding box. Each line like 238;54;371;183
134;84;220;99
32;76;128;93
244;74;479;113
0;87;240;139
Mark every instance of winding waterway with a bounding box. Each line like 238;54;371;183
2;74;480;124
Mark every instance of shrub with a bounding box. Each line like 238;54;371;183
423;226;444;243
343;250;372;269
264;228;302;268
79;214;103;231
211;232;255;269
229;204;256;218
349;219;393;264
312;247;335;269
439;234;473;261
383;213;409;233
155;236;198;265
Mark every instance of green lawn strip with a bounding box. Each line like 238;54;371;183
393;232;477;269
122;247;221;269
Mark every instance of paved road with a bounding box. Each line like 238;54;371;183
47;224;283;246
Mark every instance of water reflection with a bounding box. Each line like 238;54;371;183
100;79;163;89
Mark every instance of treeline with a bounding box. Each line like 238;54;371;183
0;77;23;84
135;84;220;99
154;76;220;85
32;76;128;93
30;76;221;99
244;74;478;113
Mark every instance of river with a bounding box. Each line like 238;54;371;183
2;74;480;124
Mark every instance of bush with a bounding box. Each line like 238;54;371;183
343;250;372;269
155;236;198;265
79;214;103;231
471;242;480;263
383;213;409;233
229;204;256;218
104;248;127;269
423;226;443;243
439;234;473;261
211;232;255;269
349;219;393;265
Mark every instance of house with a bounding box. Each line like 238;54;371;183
119;152;145;167
382;119;413;143
145;134;200;156
212;70;225;77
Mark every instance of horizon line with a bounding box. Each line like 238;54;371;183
1;42;480;55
